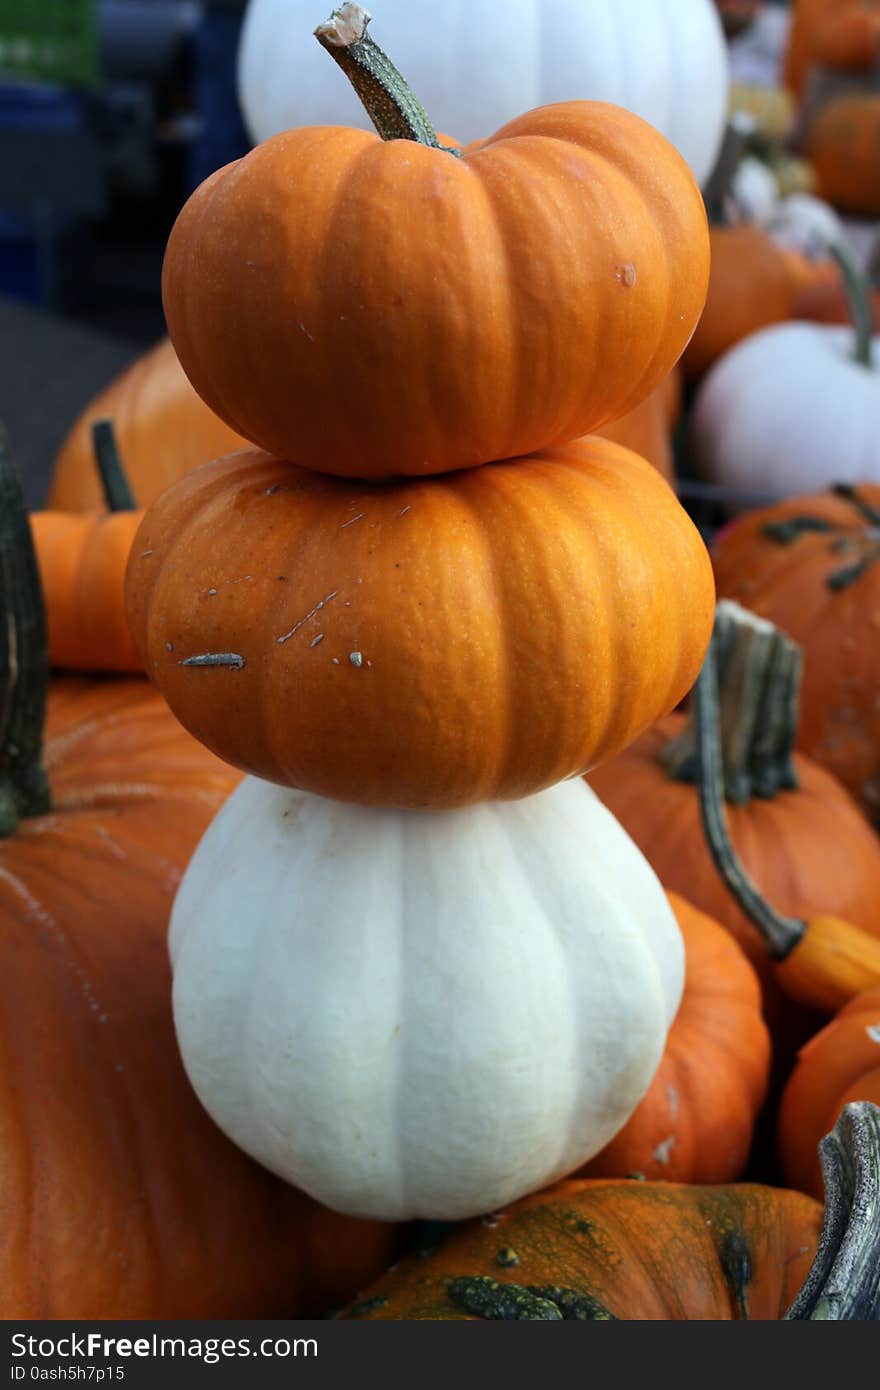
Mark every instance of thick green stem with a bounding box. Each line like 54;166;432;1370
692;604;804;960
315;4;456;154
91;419;136;511
829;242;875;371
787;1102;880;1321
0;425;50;837
661;599;800;804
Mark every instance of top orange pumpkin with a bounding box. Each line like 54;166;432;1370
162;6;709;479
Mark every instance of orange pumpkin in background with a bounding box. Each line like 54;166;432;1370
712;484;880;824
581;893;770;1185
682;225;798;382
785;0;880;100
587;602;880;1041
163;9;709;478
779;986;880;1199
125;439;715;810
49;338;248;512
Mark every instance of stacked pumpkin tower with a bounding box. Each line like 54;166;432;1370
125;5;716;1220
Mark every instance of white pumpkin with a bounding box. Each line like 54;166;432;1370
238;0;729;186
731;156;779;223
691;321;880;497
170;776;684;1222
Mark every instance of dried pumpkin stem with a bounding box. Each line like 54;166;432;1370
0;424;50;837
662;599;800;804
829;242;875;371
91;418;137;512
315;4;458;153
787;1102;880;1320
691;605;804;960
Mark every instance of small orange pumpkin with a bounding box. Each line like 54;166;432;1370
587;601;880;1036
581;892;770;1185
779;986;880;1199
785;0;880;100
124;438;715;810
163;7;709;478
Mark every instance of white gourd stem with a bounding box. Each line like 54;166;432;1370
314;4;458;153
828;242;875;371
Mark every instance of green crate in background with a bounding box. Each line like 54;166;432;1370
0;0;99;86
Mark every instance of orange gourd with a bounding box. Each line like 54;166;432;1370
806;94;880;216
581;893;770;1185
49;338;248;512
163;7;709;479
780;987;880;1198
682;225;799;382
124;438;714;810
712;483;880;824
0;434;398;1318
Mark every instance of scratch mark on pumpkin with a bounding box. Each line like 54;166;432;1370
340;513;365;529
180;653;246;670
310;633;325;648
276;591;339;645
296;319;315;343
666;1085;679;1119
652;1135;676;1166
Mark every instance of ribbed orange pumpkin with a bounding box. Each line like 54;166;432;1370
682;225;798;382
580;893;770;1185
779;986;880;1199
587;603;880;1037
0;439;399;1318
806;94;880;216
712;483;880;823
163;8;709;479
124;439;715;810
49;338;248;512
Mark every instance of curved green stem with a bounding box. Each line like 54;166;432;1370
315;4;457;154
702;111;756;226
91;419;136;511
0;425;50;837
787;1102;880;1321
829;242;875;371
692;603;804;959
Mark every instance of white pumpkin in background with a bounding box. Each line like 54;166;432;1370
691;319;880;498
730;155;779;223
238;0;729;186
170;776;684;1222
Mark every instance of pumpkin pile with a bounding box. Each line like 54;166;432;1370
121;2;721;1225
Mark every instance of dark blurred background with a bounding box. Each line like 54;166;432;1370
0;0;249;502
